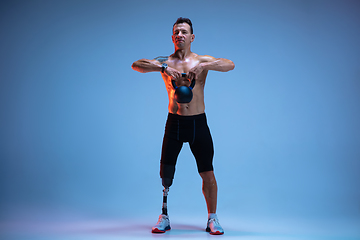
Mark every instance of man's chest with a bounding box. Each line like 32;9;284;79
169;59;200;73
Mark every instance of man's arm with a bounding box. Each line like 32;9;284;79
131;57;166;73
199;55;235;72
132;56;182;79
187;55;235;80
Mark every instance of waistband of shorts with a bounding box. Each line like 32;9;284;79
167;112;206;120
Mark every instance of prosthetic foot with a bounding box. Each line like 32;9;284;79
152;213;171;233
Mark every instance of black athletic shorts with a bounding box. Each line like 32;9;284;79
160;113;214;179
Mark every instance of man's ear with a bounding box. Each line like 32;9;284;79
191;34;195;42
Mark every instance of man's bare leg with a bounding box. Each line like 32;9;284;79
199;170;218;213
200;170;224;235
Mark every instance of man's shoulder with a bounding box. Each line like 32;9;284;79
194;54;215;62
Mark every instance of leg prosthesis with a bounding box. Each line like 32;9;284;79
160;164;175;216
151;168;174;233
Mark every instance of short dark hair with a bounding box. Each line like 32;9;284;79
173;17;193;34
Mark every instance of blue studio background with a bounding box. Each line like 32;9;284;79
1;0;360;225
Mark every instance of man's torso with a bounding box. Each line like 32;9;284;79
161;53;208;116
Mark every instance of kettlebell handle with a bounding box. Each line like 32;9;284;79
171;73;196;90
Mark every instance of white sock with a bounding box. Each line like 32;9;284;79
208;213;217;219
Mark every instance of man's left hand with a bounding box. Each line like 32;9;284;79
187;63;204;80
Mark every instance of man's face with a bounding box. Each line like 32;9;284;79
172;23;194;49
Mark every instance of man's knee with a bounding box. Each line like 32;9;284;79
199;170;216;183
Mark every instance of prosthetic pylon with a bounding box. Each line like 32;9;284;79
162;187;169;215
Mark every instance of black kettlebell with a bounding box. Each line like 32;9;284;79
171;73;196;103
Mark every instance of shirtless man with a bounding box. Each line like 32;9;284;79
132;17;235;235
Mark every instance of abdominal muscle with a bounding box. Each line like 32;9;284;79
168;95;205;116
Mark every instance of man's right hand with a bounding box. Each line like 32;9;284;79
164;67;182;80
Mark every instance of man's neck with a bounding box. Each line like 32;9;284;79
173;47;192;60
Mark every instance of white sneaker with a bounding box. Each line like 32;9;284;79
152;214;171;233
206;217;224;235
